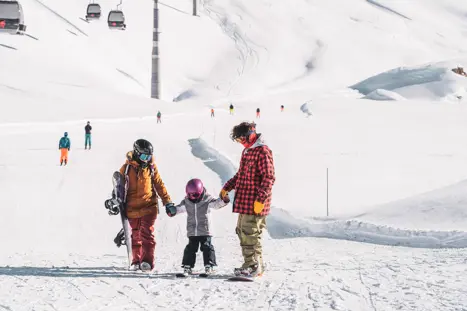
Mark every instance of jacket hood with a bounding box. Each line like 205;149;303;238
246;133;266;149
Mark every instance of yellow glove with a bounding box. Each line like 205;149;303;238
253;201;264;214
220;189;230;203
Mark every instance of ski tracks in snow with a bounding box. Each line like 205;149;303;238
366;0;411;21
201;0;266;95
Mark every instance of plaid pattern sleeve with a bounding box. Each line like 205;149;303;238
223;150;245;192
223;172;239;192
256;146;275;204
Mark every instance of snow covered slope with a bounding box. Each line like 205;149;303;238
3;0;467;103
351;60;467;101
1;0;467;309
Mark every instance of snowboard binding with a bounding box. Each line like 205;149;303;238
105;198;120;215
114;228;126;247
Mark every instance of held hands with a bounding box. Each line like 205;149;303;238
165;203;177;217
219;189;230;203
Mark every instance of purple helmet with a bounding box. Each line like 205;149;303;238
186;178;204;200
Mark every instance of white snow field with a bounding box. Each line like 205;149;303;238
1;0;467;310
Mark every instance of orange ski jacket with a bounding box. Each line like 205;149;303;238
119;152;172;218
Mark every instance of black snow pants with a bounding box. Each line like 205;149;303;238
182;236;217;268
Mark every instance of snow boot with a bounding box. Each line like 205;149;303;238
204;265;214;275
129;263;140;271
183;265;192;276
236;264;262;277
140;262;152;272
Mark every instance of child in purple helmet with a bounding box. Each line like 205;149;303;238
166;178;229;275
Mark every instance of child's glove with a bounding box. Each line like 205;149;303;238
220;189;230;203
253;201;264;214
165;203;177;217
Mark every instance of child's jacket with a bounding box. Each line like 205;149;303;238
176;191;227;237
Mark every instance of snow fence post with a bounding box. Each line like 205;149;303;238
326;167;329;217
193;0;197;16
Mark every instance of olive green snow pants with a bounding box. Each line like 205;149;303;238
236;214;267;269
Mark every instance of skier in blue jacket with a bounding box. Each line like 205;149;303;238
59;132;71;166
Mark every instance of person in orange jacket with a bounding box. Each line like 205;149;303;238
211;108;215;118
119;139;174;271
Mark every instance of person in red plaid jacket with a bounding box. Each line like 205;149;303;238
220;121;275;277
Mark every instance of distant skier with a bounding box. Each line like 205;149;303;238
157;111;162;123
229;103;234;115
85;121;92;150
211;108;215;118
280;105;284;112
166;178;229;276
256;108;261;118
118;139;174;271
452;66;467;77
300;101;313;117
220;122;275;277
58;132;71;166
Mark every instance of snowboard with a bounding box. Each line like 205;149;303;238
175;271;213;278
227;271;263;282
176;272;200;278
105;171;132;268
227;275;258;282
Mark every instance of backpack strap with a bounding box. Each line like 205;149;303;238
149;163;160;215
149;163;157;197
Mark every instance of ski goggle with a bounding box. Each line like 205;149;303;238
139;153;152;162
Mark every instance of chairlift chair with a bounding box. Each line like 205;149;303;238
0;0;26;35
108;10;126;30
86;3;101;20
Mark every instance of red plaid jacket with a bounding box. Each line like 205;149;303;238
223;135;275;216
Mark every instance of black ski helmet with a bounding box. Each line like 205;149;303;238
133;139;153;162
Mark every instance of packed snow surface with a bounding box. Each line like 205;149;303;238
1;0;467;309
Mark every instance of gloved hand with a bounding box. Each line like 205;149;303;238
165;203;177;217
253;201;264;214
219;189;230;203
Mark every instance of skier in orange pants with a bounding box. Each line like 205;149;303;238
58;132;71;166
